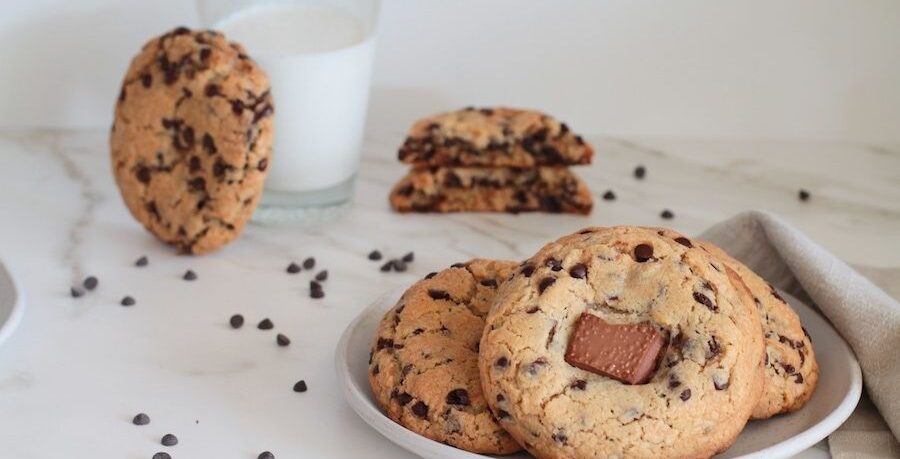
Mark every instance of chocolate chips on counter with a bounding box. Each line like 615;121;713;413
564;313;665;385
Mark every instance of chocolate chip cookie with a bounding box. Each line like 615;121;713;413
479;226;765;459
398;107;593;167
390;167;593;214
111;27;273;254
368;259;521;454
690;238;818;419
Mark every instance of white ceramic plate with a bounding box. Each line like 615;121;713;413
336;288;861;459
0;259;25;347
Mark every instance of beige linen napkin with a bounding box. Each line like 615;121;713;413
700;210;900;458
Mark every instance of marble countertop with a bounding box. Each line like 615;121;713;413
0;127;897;458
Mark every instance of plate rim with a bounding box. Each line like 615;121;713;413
0;259;25;348
336;287;862;459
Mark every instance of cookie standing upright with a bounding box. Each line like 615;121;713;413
368;259;521;454
479;226;766;459
689;238;818;419
111;27;274;254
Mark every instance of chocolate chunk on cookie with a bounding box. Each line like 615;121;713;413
687;236;818;419
479;226;765;459
368;259;521;454
398;107;592;167
390;167;593;214
111;27;273;254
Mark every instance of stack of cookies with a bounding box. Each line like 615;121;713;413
389;107;594;214
369;226;818;458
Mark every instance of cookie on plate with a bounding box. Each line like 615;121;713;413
398;107;593;167
111;27;273;254
686;237;818;419
390;167;593;214
479;226;765;459
368;259;521;454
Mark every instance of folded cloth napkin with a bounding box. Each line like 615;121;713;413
700;210;900;458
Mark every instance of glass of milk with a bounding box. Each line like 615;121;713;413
199;0;380;221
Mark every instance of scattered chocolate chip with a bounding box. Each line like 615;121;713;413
799;189;810;201
276;333;291;347
480;278;498;287
173;26;190;35
450;262;466;268
380;261;394;272
713;376;729;390
795;374;804;384
204;84;219;97
293;380;308;393
602;190;616;201
395;392;412;405
693;292;717;311
424;272;437;279
152;453;171;459
141;74;152;88
257;158;268;171
229;314;244;329
392;260;407;272
707;336;721;359
368;250;382;261
257;318;274;330
674;237;692;248
310;287;324;299
70;287;83;298
634;165;646;179
314;270;328;281
134;256;149;267
660;209;674;219
80;276;99;292
428;289;450;300
538;277;556;294
497;409;510;419
411;401;429;418
546;258;562;271
258;452;274;459
401;252;414;263
161;433;178;446
521;264;535;277
120;296;136;306
231;100;244;115
569;263;587;279
132;412;150;425
302;257;315;269
668;376;681;389
445;389;470;406
182;270;197;281
202;133;217;155
286;262;301;274
495;357;509;369
570;380;587;390
633;244;654;262
199;47;211;61
680;389;692;401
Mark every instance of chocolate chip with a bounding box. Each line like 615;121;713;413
411;401;429;418
569;263;587;279
713;376;729;390
310;286;324;299
257;158;268;171
70;287;83;298
161;433;178;446
83;276;98;291
633;244;654;262
424;272;437;279
552;433;568;445
602;190;616;201
188;156;202;174
199;47;211;61
136;165;152;183
495;357;509;369
141;73;152;88
314;270;328;281
428;289;450;300
392;260;407;272
232;100;244;115
668;376;681;389
497;409;510;419
401;252;414;263
229;314;244;329
693;292;717;311
707;336;721;359
276;333;290;346
120;296;136;306
293;380;307;393
480;278;498;287
188;176;205;191
570;380;587;390
795;374;804;384
521;264;535;277
258;452;274;459
257;318;274;330
395;392;412;405
446;389;470;406
368;250;382;261
380;260;394;272
674;237;692;248
202;133;217;155
680;389;691;401
660;209;674;219
450;262;466;268
634;165;646;179
173;26;190;35
204;84;219;97
546;257;562;271
134;256;148;268
781;362;796;374
286;262;301;274
798;189;810;201
302;257;315;269
538;277;556;294
182;270;197;281
132;412;150;425
152;453;171;459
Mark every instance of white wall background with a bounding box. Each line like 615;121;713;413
0;0;898;142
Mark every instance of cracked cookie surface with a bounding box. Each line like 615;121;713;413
111;27;273;254
479;226;765;459
398;107;593;167
690;238;818;419
368;259;521;454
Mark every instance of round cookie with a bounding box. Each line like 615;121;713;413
111;27;273;254
368;259;522;454
687;237;818;419
479;226;765;459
